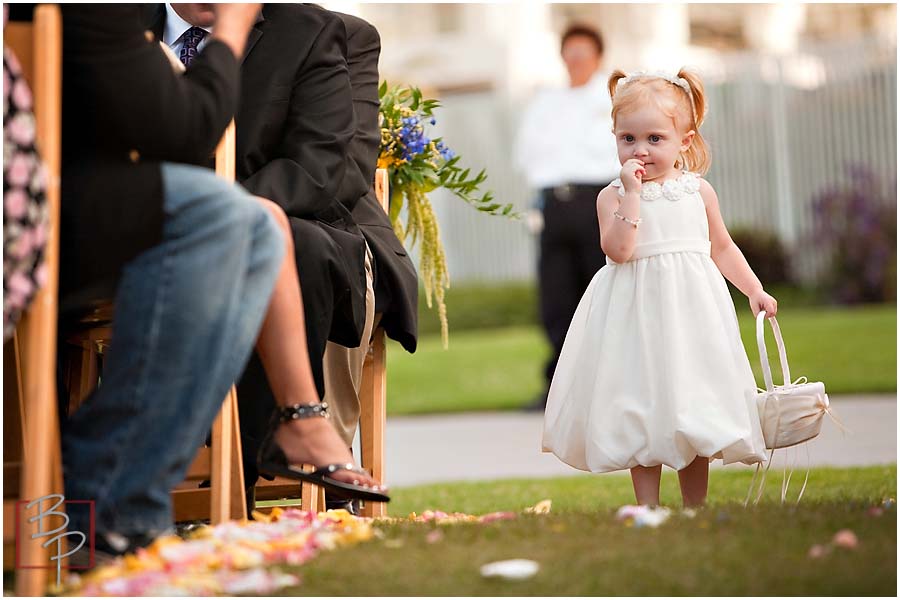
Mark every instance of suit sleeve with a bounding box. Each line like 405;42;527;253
335;14;382;211
62;5;239;164
240;15;354;221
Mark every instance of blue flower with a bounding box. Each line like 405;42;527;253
430;118;436;125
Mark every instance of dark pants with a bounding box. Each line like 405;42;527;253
538;183;608;402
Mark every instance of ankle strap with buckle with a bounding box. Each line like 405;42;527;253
277;402;330;422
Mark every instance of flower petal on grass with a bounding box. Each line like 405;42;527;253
832;529;859;549
524;499;552;514
615;505;672;528
480;559;540;580
63;509;373;596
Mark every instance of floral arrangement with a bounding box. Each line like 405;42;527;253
377;83;515;346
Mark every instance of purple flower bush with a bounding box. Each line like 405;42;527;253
811;165;896;304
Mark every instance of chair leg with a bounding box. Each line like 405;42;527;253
359;329;387;518
77;345;98;405
227;387;247;521
209;387;235;525
300;475;321;513
63;345;81;415
14;315;63;596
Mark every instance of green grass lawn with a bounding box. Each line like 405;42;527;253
282;465;897;596
387;304;896;415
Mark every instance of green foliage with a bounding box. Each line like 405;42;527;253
729;227;791;284
416;282;538;336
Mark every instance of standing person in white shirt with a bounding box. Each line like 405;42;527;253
514;23;621;412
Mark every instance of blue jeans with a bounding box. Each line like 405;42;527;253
62;163;283;535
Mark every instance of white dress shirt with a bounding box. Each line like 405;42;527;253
163;4;212;56
513;71;622;189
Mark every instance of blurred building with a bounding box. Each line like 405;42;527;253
324;3;897;284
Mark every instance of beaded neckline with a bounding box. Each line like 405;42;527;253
612;171;701;202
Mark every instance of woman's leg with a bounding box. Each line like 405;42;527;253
251;197;382;490
630;465;662;506
677;456;709;507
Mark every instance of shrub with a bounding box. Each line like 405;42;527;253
416;282;538;336
811;166;896;304
729;227;791;285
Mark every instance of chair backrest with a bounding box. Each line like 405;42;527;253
374;168;389;213
215;120;236;181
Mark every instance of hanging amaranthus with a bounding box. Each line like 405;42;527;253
377;83;514;347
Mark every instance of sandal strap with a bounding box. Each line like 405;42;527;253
313;463;370;477
277;402;330;422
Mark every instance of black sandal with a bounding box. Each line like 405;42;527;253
256;402;390;503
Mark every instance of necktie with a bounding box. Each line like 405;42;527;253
179;26;207;67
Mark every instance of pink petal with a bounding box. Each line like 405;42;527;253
4;187;27;219
6;153;31;186
11;78;32;110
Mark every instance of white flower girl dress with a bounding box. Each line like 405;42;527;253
542;171;768;472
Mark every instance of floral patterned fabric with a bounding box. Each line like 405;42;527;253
3;41;48;340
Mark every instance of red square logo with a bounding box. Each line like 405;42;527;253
15;495;95;571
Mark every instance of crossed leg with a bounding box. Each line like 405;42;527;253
250;197;384;492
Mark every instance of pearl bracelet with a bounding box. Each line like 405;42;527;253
613;211;642;228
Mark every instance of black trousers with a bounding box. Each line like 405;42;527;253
538;183;609;398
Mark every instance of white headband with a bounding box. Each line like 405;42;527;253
618;70;705;121
620;70;691;95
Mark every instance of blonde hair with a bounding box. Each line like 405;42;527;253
607;68;711;175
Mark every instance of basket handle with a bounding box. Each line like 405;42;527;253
756;311;791;393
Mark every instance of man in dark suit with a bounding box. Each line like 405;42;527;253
146;3;371;499
335;11;418;359
320;11;420;512
58;4;284;556
325;13;419;426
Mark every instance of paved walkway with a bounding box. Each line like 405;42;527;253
379;395;896;487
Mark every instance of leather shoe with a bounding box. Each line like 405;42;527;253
325;496;360;516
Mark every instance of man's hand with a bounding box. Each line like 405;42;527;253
620;159;645;194
211;3;261;59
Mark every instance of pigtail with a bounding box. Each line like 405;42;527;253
677;68;711;175
607;69;628;100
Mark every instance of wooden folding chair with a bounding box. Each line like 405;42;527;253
2;5;64;596
357;168;389;518
284;169;390;517
61;121;247;526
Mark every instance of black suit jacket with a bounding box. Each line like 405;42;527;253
147;4;368;399
60;5;239;308
334;12;419;353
